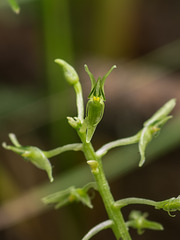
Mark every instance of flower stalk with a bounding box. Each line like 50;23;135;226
3;60;177;240
78;130;132;240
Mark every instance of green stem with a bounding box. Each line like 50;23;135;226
82;220;113;240
114;196;180;215
78;131;131;240
115;197;157;209
96;133;140;157
74;82;84;122
44;143;83;158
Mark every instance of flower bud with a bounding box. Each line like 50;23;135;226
55;59;79;85
2;134;53;182
144;98;176;127
138;98;176;167
83;65;116;142
156;196;180;216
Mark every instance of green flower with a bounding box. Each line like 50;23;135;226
2;133;53;182
42;182;97;209
126;210;163;235
139;98;176;166
82;64;116;143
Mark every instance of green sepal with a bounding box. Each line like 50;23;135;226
84;64;96;91
100;65;116;98
42;182;98;209
55;59;79;85
85;99;104;143
85;65;116;101
88;77;105;100
2;133;53;182
126;210;163;235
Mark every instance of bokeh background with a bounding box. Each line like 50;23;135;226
0;0;180;239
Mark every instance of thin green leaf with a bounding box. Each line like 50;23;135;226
8;0;20;14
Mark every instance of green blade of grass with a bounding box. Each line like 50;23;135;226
7;0;20;14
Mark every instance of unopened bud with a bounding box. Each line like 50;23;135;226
55;59;79;85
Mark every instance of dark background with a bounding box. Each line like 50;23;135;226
0;0;180;239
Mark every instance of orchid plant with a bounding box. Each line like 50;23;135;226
3;59;179;240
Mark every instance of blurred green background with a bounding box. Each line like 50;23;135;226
0;0;180;239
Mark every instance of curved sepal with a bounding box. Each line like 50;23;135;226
84;64;96;91
85;65;116;101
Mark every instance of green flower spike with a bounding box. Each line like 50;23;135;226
2;133;53;182
82;64;116;143
126;210;163;235
139;98;176;166
42;182;98;209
